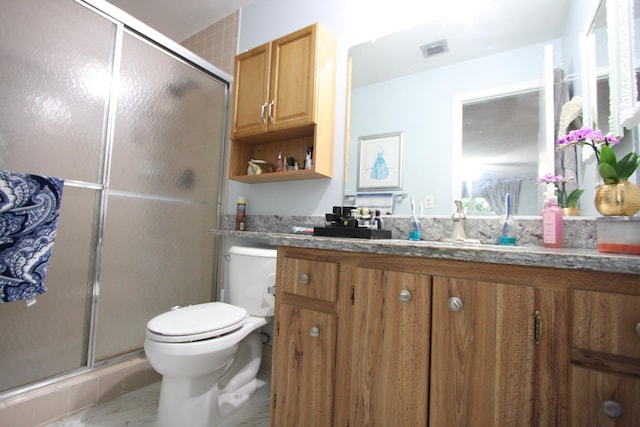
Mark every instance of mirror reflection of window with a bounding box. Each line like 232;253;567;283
461;89;541;216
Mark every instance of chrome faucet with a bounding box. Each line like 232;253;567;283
451;200;467;240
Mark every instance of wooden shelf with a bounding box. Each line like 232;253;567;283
230;169;331;183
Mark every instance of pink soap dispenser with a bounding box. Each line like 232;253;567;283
542;193;563;248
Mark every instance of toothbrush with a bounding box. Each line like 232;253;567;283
409;196;421;240
502;193;511;236
411;197;419;226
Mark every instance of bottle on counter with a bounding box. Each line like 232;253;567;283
236;196;246;231
542;194;563;248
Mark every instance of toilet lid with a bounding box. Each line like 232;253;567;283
146;302;247;343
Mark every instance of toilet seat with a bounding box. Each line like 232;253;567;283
146;302;247;343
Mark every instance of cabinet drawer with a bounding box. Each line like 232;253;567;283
278;257;338;302
572;290;640;359
569;366;640;427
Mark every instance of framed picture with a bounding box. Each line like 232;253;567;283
357;131;403;191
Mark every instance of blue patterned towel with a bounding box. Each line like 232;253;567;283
0;170;64;303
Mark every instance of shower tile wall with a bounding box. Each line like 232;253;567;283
181;11;239;75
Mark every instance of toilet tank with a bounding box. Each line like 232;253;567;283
228;246;277;316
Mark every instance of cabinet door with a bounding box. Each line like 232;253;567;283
570;366;640;427
346;268;431;427
268;25;316;131
430;277;536;426
270;303;336;427
231;42;270;137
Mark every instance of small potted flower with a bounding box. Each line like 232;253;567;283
557;127;640;216
536;173;584;216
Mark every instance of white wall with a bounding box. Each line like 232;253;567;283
228;0;450;216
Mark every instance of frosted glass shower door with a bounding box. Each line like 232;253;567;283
95;30;228;360
0;0;115;392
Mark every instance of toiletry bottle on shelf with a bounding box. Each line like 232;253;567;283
305;146;313;170
235;196;246;231
542;194;563;248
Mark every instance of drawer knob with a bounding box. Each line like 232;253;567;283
299;273;309;285
399;290;412;303
309;326;319;337
636;322;640;337
601;400;624;419
448;297;463;312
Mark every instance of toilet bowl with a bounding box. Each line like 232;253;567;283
144;246;277;427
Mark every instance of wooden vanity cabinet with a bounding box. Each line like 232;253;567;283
270;247;638;427
230;23;336;183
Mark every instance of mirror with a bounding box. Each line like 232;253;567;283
611;0;640;129
345;0;583;216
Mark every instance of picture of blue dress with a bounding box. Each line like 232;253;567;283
370;148;389;180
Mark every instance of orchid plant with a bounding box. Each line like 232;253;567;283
557;127;639;184
536;173;584;208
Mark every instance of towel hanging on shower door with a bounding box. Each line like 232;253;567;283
0;170;64;303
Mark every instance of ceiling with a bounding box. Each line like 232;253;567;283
105;0;255;41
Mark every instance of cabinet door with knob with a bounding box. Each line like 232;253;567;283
270;303;337;427
569;290;640;426
569;366;640;426
341;267;431;427
429;276;536;426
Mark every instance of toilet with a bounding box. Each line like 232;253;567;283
144;245;277;427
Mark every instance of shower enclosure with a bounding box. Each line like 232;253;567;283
0;0;230;394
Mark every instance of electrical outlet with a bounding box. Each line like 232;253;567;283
424;195;434;209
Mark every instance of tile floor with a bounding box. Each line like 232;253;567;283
45;372;271;427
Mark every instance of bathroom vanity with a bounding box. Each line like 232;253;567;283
253;234;640;427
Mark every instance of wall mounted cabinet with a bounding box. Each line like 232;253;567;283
270;246;639;427
229;23;336;183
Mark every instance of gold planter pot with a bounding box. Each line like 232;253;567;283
594;181;640;216
561;207;581;216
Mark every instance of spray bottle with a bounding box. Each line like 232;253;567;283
235;196;246;231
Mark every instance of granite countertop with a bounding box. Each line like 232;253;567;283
212;230;640;275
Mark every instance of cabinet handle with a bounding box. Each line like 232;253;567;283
601;400;624;419
399;290;412;303
448;297;463;312
535;310;542;345
260;102;267;124
635;322;640;337
309;326;319;337
298;273;309;285
268;100;275;123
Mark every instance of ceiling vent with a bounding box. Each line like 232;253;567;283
420;39;449;58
